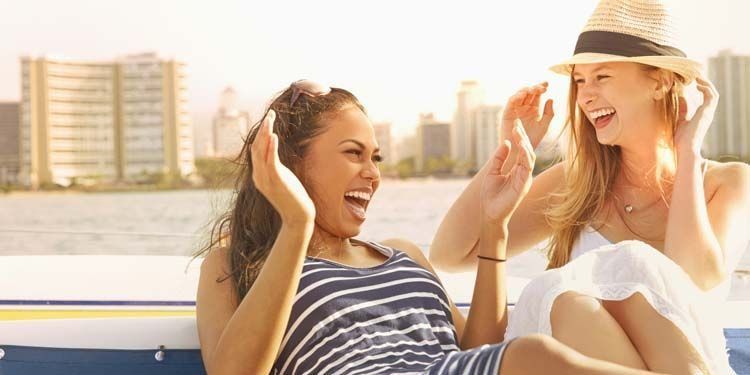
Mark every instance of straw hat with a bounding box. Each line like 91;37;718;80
550;0;702;83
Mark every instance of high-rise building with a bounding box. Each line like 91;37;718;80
19;53;194;188
394;134;416;162
372;122;393;165
0;102;20;185
452;80;484;171
706;50;750;160
416;113;451;174
474;105;503;170
118;53;195;179
212;87;250;158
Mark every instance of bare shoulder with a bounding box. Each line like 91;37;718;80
532;161;566;202
706;160;750;200
200;246;231;277
536;160;566;182
380;238;431;268
198;246;238;305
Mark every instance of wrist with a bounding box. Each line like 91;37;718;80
675;149;702;168
480;220;508;238
675;145;701;161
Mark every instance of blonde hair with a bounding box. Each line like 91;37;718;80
545;65;685;269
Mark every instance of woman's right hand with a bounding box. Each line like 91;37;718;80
251;110;316;226
479;124;535;229
501;82;554;149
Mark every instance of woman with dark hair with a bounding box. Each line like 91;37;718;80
194;80;660;374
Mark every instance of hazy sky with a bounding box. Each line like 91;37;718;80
2;0;749;142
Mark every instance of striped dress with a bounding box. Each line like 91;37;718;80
271;240;509;375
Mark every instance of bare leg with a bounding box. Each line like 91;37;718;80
499;334;663;375
550;291;647;369
602;293;711;375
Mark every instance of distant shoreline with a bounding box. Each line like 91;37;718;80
1;176;476;196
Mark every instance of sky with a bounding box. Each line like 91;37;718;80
1;0;749;149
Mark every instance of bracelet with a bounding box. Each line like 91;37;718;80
477;255;507;262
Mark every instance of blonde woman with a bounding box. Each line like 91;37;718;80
430;1;750;374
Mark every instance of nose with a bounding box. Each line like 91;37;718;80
578;83;597;108
361;159;380;181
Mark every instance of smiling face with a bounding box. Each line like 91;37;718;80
301;105;382;238
572;62;673;146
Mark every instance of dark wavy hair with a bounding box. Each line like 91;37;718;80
193;84;365;301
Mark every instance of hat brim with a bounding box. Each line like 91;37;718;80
549;53;703;84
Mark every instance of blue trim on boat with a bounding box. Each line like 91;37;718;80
2;329;748;374
0;300;196;307
0;345;207;375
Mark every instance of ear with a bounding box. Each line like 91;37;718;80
652;70;675;101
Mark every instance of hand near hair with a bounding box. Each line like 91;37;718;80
501;82;554;150
251;110;316;226
674;76;719;158
480;124;535;229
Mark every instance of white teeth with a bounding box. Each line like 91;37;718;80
344;191;371;201
590;108;616;120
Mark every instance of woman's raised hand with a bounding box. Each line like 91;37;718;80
674;76;719;158
501;82;554;149
251;110;316;226
480;124;535;227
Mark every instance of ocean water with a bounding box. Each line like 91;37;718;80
1;178;748;299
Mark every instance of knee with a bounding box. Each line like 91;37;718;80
551;292;602;326
552;292;600;312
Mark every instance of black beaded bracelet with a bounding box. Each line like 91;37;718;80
477;255;507;262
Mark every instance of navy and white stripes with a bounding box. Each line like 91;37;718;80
271;241;508;374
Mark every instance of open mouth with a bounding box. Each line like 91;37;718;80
343;191;371;221
590;107;616;129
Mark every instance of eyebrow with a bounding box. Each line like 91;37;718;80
338;139;380;152
572;65;612;77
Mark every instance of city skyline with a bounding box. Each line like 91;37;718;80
1;0;749;142
17;53;194;188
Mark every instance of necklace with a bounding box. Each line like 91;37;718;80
612;192;668;214
609;189;669;243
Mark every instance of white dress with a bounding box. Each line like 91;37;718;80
504;227;735;374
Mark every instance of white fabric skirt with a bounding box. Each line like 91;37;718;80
504;240;733;374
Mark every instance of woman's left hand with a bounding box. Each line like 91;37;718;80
674;76;720;157
479;124;535;227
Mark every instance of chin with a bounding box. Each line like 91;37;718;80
596;135;615;145
340;222;363;238
322;218;363;239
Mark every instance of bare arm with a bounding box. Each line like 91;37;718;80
196;110;317;374
394;128;536;350
665;158;750;290
430;83;559;272
383;231;507;351
197;223;313;375
430;161;564;272
666;78;750;290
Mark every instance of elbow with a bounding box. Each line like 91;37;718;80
202;350;247;375
428;246;448;270
202;352;228;375
428;248;471;273
695;264;728;292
